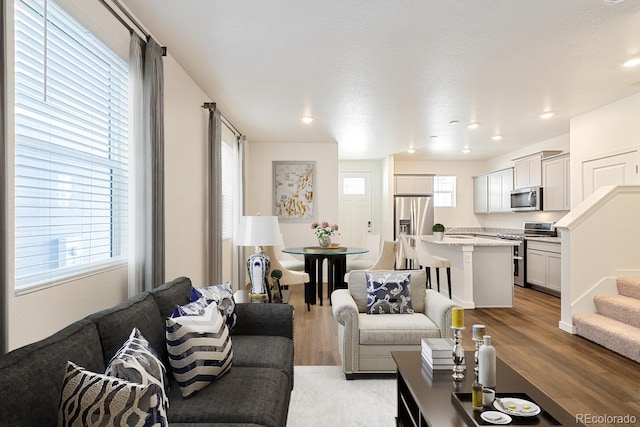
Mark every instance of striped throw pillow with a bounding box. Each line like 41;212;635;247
105;328;169;424
166;303;233;398
58;361;165;427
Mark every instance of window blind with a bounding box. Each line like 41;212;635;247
14;0;129;289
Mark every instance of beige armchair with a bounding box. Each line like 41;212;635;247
263;245;311;310
331;269;458;378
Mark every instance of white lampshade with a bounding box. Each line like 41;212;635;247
236;216;283;247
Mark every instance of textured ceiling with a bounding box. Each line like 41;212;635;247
122;0;640;160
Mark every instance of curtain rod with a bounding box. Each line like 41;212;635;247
202;102;243;138
98;0;167;56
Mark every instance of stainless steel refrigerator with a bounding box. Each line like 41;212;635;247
394;196;434;268
394;196;434;238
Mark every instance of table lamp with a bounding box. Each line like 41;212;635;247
236;215;283;300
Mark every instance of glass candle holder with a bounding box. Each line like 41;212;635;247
471;324;486;377
451;326;465;380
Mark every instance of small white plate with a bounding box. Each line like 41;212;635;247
494;397;541;417
481;410;512;425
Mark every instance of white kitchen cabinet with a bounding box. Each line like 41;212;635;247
527;240;561;295
394;175;434;195
488;168;513;212
542;153;570;211
473;175;488;214
513;151;562;190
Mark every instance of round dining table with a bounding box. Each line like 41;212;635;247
282;246;368;306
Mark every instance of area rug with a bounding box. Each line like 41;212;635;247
286;366;396;427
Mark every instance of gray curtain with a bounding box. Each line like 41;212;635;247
129;33;165;294
236;135;247;287
143;38;165;290
208;108;223;285
128;33;145;296
0;0;8;355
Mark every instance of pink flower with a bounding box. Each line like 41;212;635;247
321;221;329;228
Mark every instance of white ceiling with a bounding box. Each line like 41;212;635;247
122;0;640;161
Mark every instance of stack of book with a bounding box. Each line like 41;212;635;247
421;337;456;371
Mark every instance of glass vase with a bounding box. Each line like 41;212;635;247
318;235;331;248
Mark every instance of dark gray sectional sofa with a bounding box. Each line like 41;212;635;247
0;277;295;427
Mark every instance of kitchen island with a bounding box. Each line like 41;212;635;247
419;235;518;308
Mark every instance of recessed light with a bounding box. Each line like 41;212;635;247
449;120;460;125
538;111;555;120
462;148;471;154
467;122;479;130
622;57;640;68
491;135;502;141
302;116;314;124
407;148;416;154
430;135;438;139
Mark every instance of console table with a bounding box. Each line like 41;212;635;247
392;351;582;427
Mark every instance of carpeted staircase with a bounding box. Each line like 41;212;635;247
573;277;640;363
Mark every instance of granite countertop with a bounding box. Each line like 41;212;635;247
420;235;519;247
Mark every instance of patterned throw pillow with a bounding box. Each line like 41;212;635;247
191;282;237;331
171;295;211;318
105;328;169;424
166;303;233;398
366;271;414;314
58;361;166;427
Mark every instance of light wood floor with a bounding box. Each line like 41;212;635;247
287;284;640;425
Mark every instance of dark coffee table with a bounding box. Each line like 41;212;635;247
392;351;583;427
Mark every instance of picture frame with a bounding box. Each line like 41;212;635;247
273;161;316;222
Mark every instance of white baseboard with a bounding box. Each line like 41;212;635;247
559;321;576;334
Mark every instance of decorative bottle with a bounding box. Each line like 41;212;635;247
478;335;496;388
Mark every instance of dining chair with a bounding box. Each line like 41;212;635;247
414;236;452;298
273;234;305;271
344;240;399;282
346;234;381;272
263;245;311;311
399;234;420;269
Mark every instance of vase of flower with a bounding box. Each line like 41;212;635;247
312;221;339;248
318;235;331;248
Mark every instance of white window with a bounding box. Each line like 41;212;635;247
14;0;128;290
434;176;457;207
342;177;366;195
221;138;237;239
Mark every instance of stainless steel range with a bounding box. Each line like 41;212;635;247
497;222;556;287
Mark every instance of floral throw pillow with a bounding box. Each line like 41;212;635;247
366;271;414;314
171;295;211;318
191;282;237;332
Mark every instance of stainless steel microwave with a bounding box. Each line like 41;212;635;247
510;187;543;211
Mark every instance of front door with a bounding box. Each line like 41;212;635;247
338;172;373;247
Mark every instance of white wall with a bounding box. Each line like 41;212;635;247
569;93;640;206
163;55;211;287
244;141;339;249
4;2;213;349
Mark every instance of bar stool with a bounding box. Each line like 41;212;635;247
414;236;452;299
